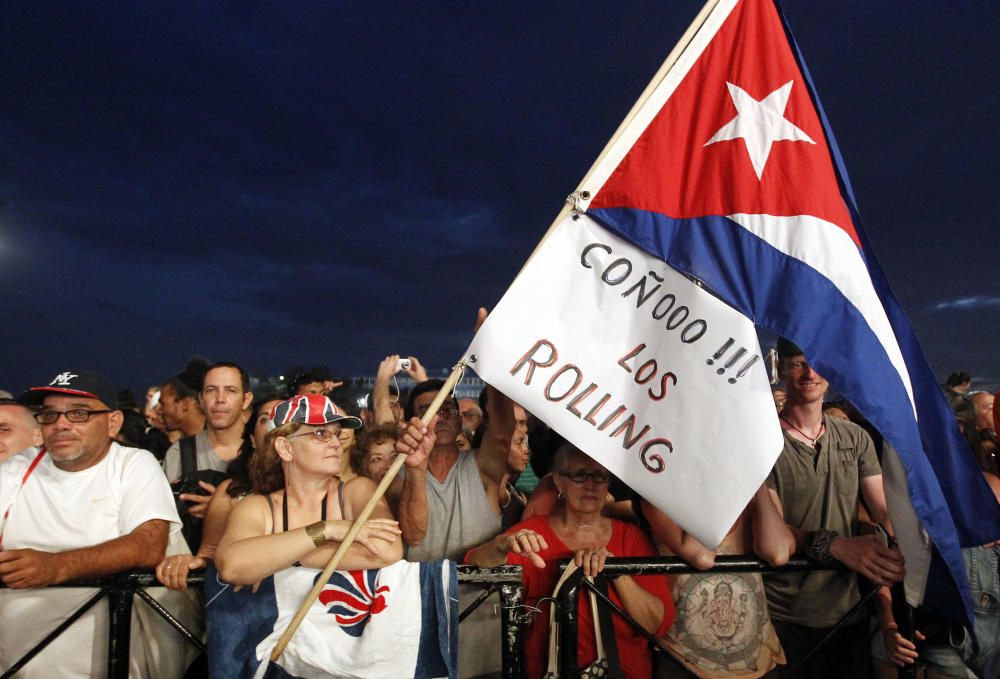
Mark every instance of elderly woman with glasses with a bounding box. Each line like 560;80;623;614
465;443;675;678
215;394;403;585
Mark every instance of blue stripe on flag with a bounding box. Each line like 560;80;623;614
416;561;459;679
775;2;999;552
589;205;1000;622
204;565;279;679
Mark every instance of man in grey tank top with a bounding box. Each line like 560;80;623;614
395;379;515;677
395;379;512;562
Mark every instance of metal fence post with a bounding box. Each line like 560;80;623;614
106;576;135;679
556;566;583;678
498;578;524;679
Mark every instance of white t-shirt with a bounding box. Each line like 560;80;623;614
0;443;181;678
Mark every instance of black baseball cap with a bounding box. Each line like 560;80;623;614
19;370;119;409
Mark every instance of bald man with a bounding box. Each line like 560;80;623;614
0;398;42;463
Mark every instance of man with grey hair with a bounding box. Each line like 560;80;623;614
0;398;42;463
969;391;995;434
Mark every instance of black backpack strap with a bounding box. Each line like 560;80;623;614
594;576;624;678
179;436;198;478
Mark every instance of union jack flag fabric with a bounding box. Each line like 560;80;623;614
316;569;391;637
205;560;457;679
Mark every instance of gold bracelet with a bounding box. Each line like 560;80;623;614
304;521;327;548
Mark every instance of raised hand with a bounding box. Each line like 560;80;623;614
499;529;548;569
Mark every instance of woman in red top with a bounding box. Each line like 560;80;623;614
466;444;674;678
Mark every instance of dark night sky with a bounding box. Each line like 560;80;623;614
1;1;997;396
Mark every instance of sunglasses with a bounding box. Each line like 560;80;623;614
286;428;339;443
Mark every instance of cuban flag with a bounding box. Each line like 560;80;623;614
205;560;458;679
571;0;999;623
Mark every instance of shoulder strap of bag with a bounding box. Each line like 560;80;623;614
591;575;624;678
179;436;197;477
544;561;580;677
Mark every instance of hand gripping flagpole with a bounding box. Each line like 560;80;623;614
268;360;469;664
516;0;724;278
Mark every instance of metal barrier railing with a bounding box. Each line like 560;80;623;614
0;564;524;679
549;555;896;679
1;556;918;679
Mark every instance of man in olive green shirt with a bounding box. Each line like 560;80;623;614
764;339;904;678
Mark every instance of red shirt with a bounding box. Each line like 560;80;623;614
487;515;674;678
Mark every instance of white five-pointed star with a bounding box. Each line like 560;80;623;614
704;80;815;180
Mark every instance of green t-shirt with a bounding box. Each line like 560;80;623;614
764;415;881;627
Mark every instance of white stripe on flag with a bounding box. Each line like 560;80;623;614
727;212;915;413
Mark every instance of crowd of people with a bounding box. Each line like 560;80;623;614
0;339;997;679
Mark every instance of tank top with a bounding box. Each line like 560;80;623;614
405;451;501;562
267;482;345;567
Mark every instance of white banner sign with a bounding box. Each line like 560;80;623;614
465;213;783;547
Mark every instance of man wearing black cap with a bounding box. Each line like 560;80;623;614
0;370;180;678
764;341;904;678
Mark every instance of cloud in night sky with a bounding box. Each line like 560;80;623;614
932;297;1000;312
1;1;997;394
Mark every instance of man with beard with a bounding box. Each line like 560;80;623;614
162;362;252;548
0;370;179;677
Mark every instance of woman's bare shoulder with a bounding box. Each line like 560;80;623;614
229;492;274;524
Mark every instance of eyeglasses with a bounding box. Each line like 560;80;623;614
34;409;112;425
416;404;459;419
286;428;339;443
559;469;610;485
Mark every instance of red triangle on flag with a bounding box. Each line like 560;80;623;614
590;0;859;246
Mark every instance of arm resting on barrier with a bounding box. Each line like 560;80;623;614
157;480;237;591
750;483;795;567
768;485;904;586
642;499;717;570
465;528;548;569
0;518;169;589
609;570;671;637
216;492;402;585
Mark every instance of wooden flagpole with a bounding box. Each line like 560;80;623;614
269;362;467;663
516;0;725;276
270;0;727;663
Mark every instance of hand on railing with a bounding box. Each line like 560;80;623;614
155;554;207;592
0;547;65;588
